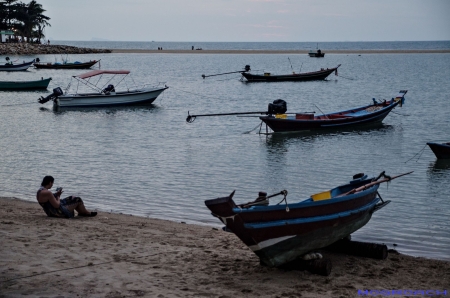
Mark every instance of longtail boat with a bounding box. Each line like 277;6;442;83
259;90;407;133
186;90;407;134
33;58;100;69
0;77;51;90
308;49;325;57
427;142;450;159
240;64;340;82
0;58;34;71
202;64;340;82
205;171;412;267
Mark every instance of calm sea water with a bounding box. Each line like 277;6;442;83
1;41;449;261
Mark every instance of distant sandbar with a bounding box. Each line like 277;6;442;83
112;49;450;54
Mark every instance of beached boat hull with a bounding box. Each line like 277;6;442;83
260;93;405;133
34;60;99;69
241;65;339;82
205;175;388;267
0;60;34;71
0;78;51;90
427;142;450;159
55;86;168;108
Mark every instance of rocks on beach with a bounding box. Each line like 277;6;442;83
0;43;111;55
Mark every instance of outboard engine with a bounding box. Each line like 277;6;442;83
268;99;287;115
244;65;251;72
38;87;64;104
102;84;115;93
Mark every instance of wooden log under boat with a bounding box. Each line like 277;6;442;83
279;257;332;276
325;239;388;260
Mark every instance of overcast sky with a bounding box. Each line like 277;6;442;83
36;0;450;42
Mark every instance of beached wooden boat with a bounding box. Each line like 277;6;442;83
38;70;168;108
259;90;407;133
0;59;34;71
205;171;411;267
0;77;51;90
240;64;340;82
427;142;450;159
33;59;99;69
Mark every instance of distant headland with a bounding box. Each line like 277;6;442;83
0;43;111;55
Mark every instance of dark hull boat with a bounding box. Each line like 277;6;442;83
308;51;325;57
0;59;34;71
308;49;325;57
205;172;410;267
241;64;340;82
0;77;51;90
427;142;450;159
259;90;407;133
33;60;99;69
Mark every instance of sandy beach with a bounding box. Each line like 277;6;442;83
111;49;450;54
1;197;449;298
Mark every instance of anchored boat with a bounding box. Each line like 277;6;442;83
186;90;407;134
0;77;51;90
33;58;100;69
427;142;450;159
259;90;407;133
202;64;340;82
38;70;168;108
0;57;34;71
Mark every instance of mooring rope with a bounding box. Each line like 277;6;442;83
404;144;428;163
242;121;263;134
2;251;172;283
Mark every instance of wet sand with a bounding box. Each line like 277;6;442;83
1;197;449;297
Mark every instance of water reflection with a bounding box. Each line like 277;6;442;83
428;159;450;172
263;123;394;149
39;104;160;114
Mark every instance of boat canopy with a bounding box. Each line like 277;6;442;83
76;70;130;79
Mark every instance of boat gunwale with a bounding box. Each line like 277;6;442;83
243;195;380;229
232;182;379;214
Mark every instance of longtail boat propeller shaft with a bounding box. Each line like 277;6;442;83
186;99;289;123
202;65;251;79
187;110;267;123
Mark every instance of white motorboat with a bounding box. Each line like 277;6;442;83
38;70;168;108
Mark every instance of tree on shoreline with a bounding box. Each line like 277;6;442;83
0;0;50;43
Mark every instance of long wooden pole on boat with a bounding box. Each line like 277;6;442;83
340;171;414;196
186;110;267;123
202;70;244;79
201;65;251;79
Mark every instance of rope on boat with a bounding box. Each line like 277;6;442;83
404;144;428;163
242;121;263;134
275;190;290;212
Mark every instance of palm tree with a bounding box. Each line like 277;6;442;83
0;0;50;42
2;0;19;29
29;1;50;43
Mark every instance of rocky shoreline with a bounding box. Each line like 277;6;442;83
0;43;111;55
